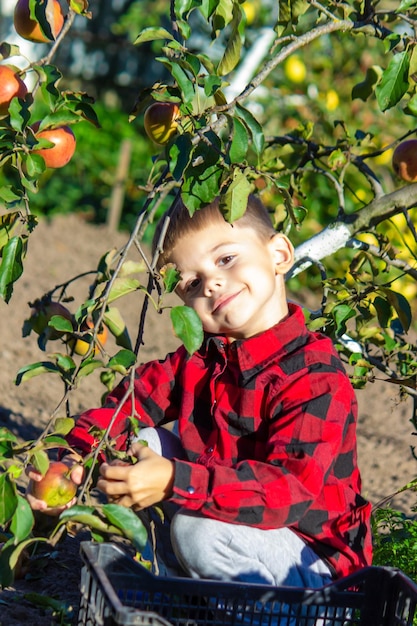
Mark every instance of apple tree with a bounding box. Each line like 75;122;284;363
1;0;417;581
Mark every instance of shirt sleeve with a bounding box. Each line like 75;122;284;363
66;347;186;458
170;358;357;530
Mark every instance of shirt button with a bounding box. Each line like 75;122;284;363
187;486;195;495
208;447;214;453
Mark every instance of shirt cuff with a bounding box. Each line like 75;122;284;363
170;459;210;507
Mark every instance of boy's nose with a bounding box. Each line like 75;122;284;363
203;274;222;296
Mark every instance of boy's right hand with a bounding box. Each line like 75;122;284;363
26;455;84;516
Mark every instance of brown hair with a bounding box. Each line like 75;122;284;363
152;194;276;269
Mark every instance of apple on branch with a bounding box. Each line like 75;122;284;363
0;65;27;115
31;123;76;168
14;0;64;43
392;139;417;183
144;102;180;145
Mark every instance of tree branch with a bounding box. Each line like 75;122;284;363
288;184;417;278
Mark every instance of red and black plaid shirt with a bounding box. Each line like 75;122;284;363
68;303;372;578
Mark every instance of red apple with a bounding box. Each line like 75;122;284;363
144;102;180;145
0;65;27;115
31;461;77;508
14;0;64;43
32;123;76;168
392;139;417;182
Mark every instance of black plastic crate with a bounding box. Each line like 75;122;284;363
78;541;417;626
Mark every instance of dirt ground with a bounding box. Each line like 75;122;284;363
0;214;416;624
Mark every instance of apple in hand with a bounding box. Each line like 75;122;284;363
32;123;76;168
392;139;417;182
144;102;180;145
0;65;27;115
31;461;77;508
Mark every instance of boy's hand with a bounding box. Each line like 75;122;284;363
97;443;175;510
26;454;84;516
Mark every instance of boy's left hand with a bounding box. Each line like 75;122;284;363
96;443;175;509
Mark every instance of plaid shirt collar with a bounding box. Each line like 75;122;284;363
196;303;310;385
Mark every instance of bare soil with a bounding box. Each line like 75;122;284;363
0;214;416;624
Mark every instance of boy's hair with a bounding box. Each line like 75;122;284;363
152;194;276;269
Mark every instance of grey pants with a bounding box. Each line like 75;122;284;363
136;427;333;590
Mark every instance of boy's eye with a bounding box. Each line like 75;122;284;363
186;278;200;292
219;254;235;266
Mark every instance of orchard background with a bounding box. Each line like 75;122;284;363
1;0;417;623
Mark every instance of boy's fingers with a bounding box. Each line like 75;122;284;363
97;476;127;495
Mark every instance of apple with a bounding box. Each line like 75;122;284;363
284;56;307;84
26;297;73;340
31;461;77;508
144;102;180;145
14;0;64;43
32;123;76;168
68;318;109;356
392;140;417;182
0;65;27;115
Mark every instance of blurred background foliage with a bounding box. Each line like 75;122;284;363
0;0;416;303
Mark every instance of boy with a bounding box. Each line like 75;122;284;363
28;194;372;588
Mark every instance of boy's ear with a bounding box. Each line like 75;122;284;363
268;233;294;275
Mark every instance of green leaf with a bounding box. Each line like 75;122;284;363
219;169;254;222
102;503;148;552
351;66;382;102
397;0;417;11
217;5;242;76
8;90;31;132
54;417;75;436
202;74;223;97
182;131;223;212
332;304;356;336
30;449;50;475
24;152;47;178
10;495;34;543
34;64;62;108
15;361;60;386
170;306;204;355
157;58;196;104
49;314;73;334
182;161;223;213
107;278;141;303
0;427;18;444
78;359;103;378
68;0;92;16
212;0;234;33
376;51;410;112
0;188;22;205
0;42;22;60
29;0;56;40
235;104;264;156
58;505;118;533
381;288;412;332
0;212;20;251
0;236;25;303
104;307;132;350
0;473;18;525
170;133;194;181
229;116;249;163
134;27;174;45
160;264;181;293
107;349;137;375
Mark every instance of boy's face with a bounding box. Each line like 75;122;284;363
168;219;294;341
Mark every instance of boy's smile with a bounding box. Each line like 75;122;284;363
168;219;294;341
